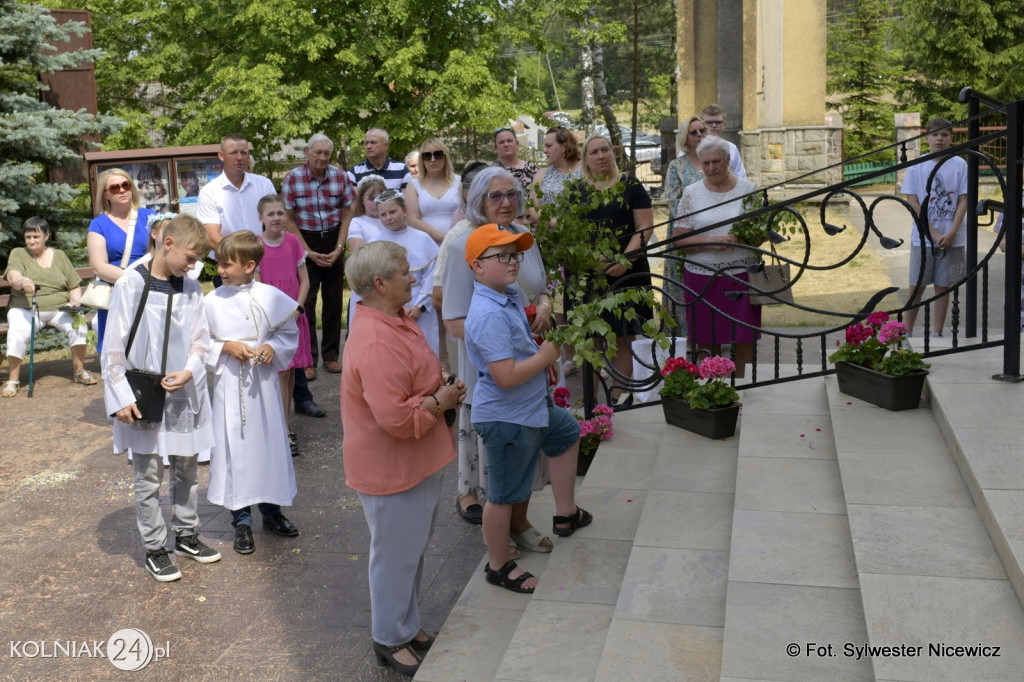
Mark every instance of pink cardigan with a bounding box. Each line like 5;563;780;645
341;303;455;495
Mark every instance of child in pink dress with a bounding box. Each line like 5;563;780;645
257;195;312;440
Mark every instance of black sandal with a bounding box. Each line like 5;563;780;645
552;506;593;537
288;431;299;457
408;630;435;654
484;560;536;593
373;640;421;676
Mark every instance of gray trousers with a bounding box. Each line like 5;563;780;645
359;469;443;647
133;453;199;551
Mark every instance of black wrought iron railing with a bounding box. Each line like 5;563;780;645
583;91;1024;415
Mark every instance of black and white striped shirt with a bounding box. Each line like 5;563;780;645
347;156;410;190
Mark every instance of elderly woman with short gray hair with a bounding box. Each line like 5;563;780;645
341;240;466;676
672;135;760;377
441;166;584;554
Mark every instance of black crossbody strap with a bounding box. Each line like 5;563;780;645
124;264;173;373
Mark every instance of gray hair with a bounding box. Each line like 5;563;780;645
345;241;407;297
366;127;390;143
306;133;334;150
696;135;731;163
465;166;525;225
404;150;420;164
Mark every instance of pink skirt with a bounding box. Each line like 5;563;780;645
683;269;761;344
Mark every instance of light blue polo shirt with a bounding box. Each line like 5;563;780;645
465;281;549;428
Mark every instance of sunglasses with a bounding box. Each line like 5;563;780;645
479;251;525;264
421;150;445;162
486;190;521;205
690;128;708;135
494;126;514;134
106;180;132;193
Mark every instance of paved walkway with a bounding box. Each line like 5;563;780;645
0;356;504;680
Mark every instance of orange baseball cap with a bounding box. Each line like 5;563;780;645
465;223;534;267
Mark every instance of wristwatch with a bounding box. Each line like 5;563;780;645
418;304;428;313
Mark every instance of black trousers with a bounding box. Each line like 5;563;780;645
300;228;343;365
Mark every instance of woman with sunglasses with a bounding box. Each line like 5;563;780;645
405;138;461;244
87;169;155;352
662;115;708;331
441;167;584;555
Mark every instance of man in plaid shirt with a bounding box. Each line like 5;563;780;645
283;133;355;379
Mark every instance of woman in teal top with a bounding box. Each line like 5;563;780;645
662;115;708;333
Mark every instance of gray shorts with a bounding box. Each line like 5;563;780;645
909;245;966;288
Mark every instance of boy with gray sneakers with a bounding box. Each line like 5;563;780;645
102;215;221;581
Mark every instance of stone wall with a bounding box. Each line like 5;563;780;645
740;123;844;195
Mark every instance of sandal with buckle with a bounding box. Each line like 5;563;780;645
510;526;553;553
552;506;593;537
408;629;435;654
74;370;98;386
372;641;421;676
2;380;19;398
484;560;537;594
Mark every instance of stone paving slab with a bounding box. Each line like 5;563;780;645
0;355;485;681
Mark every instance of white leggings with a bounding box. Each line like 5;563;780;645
5;308;86;359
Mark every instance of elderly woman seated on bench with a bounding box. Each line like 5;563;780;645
2;217;96;397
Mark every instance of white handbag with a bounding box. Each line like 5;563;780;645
80;210;137;310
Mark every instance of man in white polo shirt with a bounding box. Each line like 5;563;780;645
197;133;277;266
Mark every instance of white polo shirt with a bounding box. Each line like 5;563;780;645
196;171;276;245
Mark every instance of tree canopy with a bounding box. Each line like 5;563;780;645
0;0;120;258
67;0;544;161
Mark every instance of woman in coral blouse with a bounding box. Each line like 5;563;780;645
341;240;466;677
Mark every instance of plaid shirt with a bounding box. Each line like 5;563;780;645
281;164;355;232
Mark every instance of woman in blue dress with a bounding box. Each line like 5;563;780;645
87;168;154;352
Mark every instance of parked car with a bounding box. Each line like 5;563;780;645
543;111;573;127
594;124;660;163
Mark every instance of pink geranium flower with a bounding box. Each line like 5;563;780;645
845;322;874;346
866;311;890;327
877;320;908;345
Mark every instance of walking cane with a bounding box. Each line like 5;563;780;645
27;295;37;398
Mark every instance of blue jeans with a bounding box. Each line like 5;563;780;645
293;368;313;406
231;503;282;527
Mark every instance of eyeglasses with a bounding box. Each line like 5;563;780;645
704;119;725;127
421;150;445;162
106;181;132;193
479;251;525;264
486;190;521;205
373;189;404;204
690;128;708;136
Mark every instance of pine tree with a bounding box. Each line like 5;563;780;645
827;0;900;161
0;0;121;260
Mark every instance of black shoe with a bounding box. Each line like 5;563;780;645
174;533;222;563
289;431;299;457
373;641;421;676
263;513;300;537
233;525;255;554
295;400;327;418
455;496;483;525
408;630;435;654
145;547;182;582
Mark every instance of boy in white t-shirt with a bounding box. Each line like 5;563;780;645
901;117;968;337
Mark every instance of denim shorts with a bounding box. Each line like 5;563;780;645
476;405;581;505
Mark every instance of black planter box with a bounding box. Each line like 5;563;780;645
835;361;928;411
661;396;740;439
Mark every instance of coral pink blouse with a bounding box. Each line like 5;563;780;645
341;302;455;495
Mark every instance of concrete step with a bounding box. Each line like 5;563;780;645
826;368;1024;681
414;407;662;682
720;379;873;681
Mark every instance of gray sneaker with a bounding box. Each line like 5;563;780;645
174;533;222;563
145;548;182;582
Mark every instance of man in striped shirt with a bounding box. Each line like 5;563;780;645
347;128;411;190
